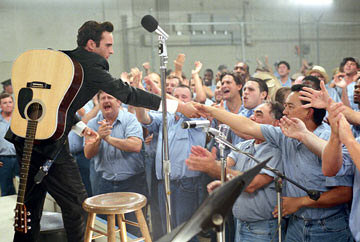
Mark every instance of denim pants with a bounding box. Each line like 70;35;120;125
235;218;284;242
158;176;203;242
0;155;19;196
285;212;353;242
73;151;92;197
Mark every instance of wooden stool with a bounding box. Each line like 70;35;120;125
83;192;152;242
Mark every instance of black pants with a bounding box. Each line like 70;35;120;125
13;143;88;242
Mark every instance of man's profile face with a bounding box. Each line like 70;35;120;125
93;31;114;60
354;79;360;104
283;92;308;122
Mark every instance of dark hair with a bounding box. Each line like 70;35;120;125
220;71;245;96
302;75;321;90
275;87;291;105
247;77;269;99
218;64;228;72
77;21;114;47
0;93;12;102
340;57;360;70
205;69;213;75
291;84;326;126
173;84;193;98
278;61;290;70
266;101;284;120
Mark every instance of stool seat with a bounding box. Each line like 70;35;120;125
83;192;147;214
83;192;151;242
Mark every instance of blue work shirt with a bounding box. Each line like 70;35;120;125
0;115;15;155
260;123;352;220
230;139;283;222
226;103;254;146
87;109;144;181
338;137;360;241
281;77;292;87
143;112;206;180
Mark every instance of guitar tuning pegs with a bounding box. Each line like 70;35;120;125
27;219;31;222
14;223;18;227
21;225;24;228
27;211;31;215
27;226;31;230
15;217;18;220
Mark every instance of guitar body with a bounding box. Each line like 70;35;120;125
11;49;83;233
11;49;83;140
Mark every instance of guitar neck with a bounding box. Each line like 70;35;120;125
17;120;38;204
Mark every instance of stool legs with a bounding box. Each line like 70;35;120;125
117;214;127;242
84;213;96;242
107;214;116;242
135;210;152;242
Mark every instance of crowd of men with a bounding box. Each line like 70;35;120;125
1;34;360;241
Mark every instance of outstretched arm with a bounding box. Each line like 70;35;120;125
195;104;264;140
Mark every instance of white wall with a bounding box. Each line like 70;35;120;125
1;0;359;91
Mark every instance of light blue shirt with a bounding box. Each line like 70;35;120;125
87;109;144;181
224;101;254;146
68;113;84;154
143;112;206;180
230;140;283;222
338;137;360;241
260;123;352;220
0;114;15;155
281;77;292;87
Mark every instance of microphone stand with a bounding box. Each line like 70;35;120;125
218;131;226;242
207;129;321;242
159;34;172;233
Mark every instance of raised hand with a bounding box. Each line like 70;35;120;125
338;115;355;145
191;61;203;76
144;76;161;95
120;72;130;83
327;101;346;136
299;81;331;109
333;72;347;89
174;53;185;69
130;67;143;89
280;116;308;141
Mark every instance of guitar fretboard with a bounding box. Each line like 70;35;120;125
17;120;38;204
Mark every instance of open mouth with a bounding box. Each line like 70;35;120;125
103;105;112;111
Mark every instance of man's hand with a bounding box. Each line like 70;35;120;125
97;120;112;140
185;146;217;173
299;81;331;109
144;76;161;95
280;117;308;141
273;196;305;218
207;180;222;194
327;101;346;136
333;72;347;89
191;61;203;76
174;53;185;69
144;134;153;145
142;62;151;73
338;115;355;146
130;67;143;89
83;127;100;145
177;101;201;118
121;72;130;83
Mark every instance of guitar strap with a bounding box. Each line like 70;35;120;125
34;139;66;184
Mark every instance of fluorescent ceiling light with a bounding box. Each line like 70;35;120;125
292;0;333;6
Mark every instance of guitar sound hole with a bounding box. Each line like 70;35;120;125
27;102;43;121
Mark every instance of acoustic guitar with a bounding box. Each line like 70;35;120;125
11;49;83;233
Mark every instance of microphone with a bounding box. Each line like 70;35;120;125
181;120;210;129
141;15;169;39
